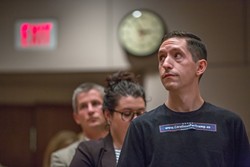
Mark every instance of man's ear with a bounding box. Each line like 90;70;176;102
73;112;81;125
196;59;207;76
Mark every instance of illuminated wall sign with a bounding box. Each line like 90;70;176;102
15;19;57;50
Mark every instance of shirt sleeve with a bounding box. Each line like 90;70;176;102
234;118;250;167
50;152;68;167
117;121;146;167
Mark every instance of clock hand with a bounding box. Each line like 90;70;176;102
139;29;152;37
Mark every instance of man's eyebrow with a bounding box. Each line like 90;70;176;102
158;47;181;54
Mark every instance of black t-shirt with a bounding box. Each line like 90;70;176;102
117;102;250;167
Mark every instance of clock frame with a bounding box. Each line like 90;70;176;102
118;9;166;57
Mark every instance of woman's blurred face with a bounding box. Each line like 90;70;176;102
106;96;146;145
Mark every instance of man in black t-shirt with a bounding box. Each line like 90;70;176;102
117;31;250;167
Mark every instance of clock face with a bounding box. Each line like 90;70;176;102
118;9;166;56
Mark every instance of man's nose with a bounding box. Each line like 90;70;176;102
87;104;95;112
162;56;173;69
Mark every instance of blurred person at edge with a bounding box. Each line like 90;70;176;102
43;130;78;167
50;83;109;167
117;30;250;167
70;71;146;167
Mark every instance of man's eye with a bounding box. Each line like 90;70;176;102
92;101;101;107
174;53;182;59
159;55;165;62
159;56;166;65
79;105;87;110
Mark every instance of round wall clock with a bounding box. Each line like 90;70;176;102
118;9;166;57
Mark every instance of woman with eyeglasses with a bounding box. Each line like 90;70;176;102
69;71;146;167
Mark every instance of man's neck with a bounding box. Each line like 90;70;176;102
83;128;108;140
166;90;204;112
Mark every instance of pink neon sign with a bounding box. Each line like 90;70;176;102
19;22;54;48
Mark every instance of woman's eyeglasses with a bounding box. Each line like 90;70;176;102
113;109;145;122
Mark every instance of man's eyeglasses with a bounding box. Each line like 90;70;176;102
113;109;145;122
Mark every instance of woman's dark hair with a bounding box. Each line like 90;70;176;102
103;71;146;114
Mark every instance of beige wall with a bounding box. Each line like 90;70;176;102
0;0;249;137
